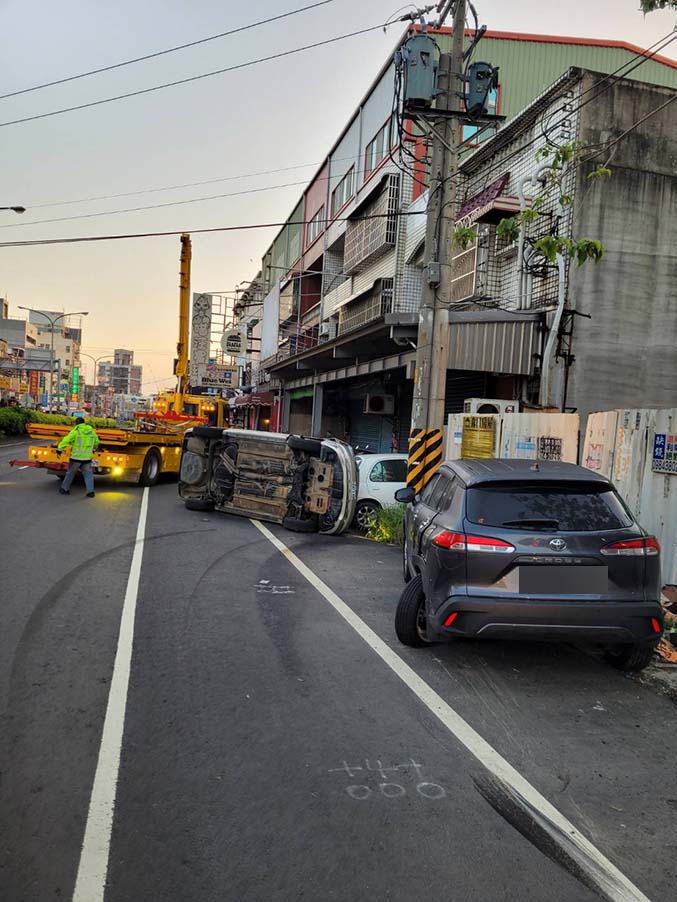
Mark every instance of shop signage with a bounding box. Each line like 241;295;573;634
221;329;243;355
199;364;238;388
653;432;677;474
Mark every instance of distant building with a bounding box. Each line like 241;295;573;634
98;349;143;396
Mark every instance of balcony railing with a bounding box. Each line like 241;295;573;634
337;279;394;336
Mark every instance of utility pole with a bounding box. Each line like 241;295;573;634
407;0;465;493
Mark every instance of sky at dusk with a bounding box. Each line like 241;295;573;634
1;0;675;391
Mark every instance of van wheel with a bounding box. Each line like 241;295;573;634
395;575;434;648
140;449;162;486
604;643;656;672
185;498;214;512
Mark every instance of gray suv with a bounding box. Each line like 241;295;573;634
395;459;663;672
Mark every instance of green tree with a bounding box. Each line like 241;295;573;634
640;1;677;10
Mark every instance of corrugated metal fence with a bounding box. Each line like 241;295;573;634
583;408;677;584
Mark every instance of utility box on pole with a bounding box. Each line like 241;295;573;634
402;34;439;109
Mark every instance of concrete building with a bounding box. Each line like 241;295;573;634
237;28;676;448
98;349;143;396
449;69;677;422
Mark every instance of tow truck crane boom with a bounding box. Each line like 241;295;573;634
173;233;192;414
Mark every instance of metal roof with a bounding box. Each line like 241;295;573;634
445;458;611;486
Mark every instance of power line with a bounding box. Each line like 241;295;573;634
0;23;392;129
0;180;313;229
0;1;337;101
0;210;421;249
28;160;345;209
7;160;390;228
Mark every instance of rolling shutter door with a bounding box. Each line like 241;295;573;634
444;372;488;419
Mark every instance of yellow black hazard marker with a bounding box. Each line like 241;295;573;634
407;428;444;493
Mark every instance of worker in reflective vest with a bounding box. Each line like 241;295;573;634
57;417;100;497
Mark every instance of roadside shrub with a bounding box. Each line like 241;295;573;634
366;503;406;545
0;409;116;435
0;408;26;435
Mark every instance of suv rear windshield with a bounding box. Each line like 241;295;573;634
466;482;634;532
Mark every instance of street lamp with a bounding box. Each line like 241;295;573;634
17;307;89;410
0;206;26;213
80;352;112;415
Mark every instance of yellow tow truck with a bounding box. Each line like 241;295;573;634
14;416;197;485
11;233;230;486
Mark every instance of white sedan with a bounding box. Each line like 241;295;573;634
353;453;408;531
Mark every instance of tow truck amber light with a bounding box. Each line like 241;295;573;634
444;612;459;627
432;531;515;553
600;537;660;556
651;618;662;634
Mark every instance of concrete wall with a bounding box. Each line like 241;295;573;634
562;76;677;422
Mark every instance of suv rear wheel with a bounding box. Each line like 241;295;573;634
395;575;433;648
604;643;656;672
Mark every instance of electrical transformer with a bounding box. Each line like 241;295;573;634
465;62;499;117
402;34;439;109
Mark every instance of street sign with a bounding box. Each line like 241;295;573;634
220;329;243;355
199;363;238;388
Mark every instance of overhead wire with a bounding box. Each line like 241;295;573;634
27;158;357;209
0;210;424;249
0;1;338;100
0;22;394;129
6;157;409;228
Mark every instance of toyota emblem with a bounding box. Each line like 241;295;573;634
549;538;567;551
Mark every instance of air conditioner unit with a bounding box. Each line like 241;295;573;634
464;398;519;415
364;393;395;415
318;318;337;343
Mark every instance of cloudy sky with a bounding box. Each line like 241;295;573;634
1;0;675;391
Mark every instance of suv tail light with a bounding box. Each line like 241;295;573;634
600;536;660;556
432;531;515;554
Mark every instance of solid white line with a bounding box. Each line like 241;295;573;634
72;487;149;902
250;519;652;902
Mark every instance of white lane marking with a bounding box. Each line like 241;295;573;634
72;487;149;902
251;519;651;902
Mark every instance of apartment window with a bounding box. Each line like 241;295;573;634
65;358;70;366
65;344;71;352
364;115;397;177
306;205;325;247
462;87;499;146
331;167;354;218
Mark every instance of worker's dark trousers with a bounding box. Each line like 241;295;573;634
61;459;94;493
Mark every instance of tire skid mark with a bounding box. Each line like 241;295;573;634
474;772;630;902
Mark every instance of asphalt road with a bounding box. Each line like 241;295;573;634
1;451;675;902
